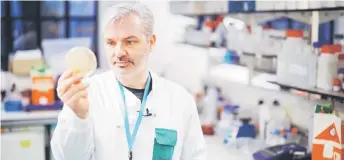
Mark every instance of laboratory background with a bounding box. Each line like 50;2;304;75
1;0;344;160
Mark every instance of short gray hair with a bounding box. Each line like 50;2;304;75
103;2;155;37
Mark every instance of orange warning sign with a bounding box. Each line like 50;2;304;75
312;120;342;160
315;123;340;144
312;144;341;160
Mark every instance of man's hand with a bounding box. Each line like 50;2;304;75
57;70;90;119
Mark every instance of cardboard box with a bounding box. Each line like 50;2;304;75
12;59;44;76
1;126;45;160
11;49;44;76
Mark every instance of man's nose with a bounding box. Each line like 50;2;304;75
114;44;126;57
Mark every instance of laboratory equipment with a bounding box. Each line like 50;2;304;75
258;99;269;140
255;54;277;73
333;34;344;52
312;42;322;56
236;118;256;138
263;100;291;146
252;143;309;160
338;54;344;69
4;100;22;112
11;49;44;76
183;27;211;47
333;78;341;92
216;105;239;137
31;66;55;105
202;85;218;125
277;30;317;88
65;47;97;77
201;85;219;135
224;50;240;64
1;126;45;160
270;128;304;144
316;45;339;91
4;84;24;112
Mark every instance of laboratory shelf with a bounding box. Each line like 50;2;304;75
1;110;61;160
269;81;344;102
1;110;60;127
172;7;344;17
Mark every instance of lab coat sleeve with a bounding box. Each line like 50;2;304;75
180;95;207;160
50;105;95;160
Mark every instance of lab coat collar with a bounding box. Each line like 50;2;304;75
149;70;164;94
108;69;164;94
106;69;166;123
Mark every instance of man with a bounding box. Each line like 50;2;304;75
51;2;206;160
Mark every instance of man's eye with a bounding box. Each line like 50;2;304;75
127;40;133;45
107;41;116;46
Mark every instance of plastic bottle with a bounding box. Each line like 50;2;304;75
277;30;317;88
308;113;314;152
338;54;344;69
216;105;239;137
265;100;291;146
333;78;341;92
313;42;322;56
202;85;218;125
316;45;338;91
333;34;344;52
338;68;344;81
258;99;270;140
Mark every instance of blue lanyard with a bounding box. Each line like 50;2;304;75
117;73;151;159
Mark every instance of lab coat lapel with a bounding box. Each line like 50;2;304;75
147;71;166;116
106;70;168;124
106;71;172;126
106;71;126;125
148;72;174;128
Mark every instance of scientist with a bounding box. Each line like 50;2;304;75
51;2;206;160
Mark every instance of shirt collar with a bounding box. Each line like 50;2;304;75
109;69;164;95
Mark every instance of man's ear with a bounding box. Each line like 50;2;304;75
149;34;156;51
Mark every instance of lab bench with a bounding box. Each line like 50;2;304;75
1;111;254;160
1;110;60;160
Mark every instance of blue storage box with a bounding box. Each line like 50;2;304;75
228;1;244;13
228;0;256;13
243;0;256;12
4;100;23;112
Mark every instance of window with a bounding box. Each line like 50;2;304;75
41;20;66;39
1;1;4;17
12;20;38;51
1;1;98;71
1;20;5;56
69;1;96;17
40;1;65;17
11;1;38;18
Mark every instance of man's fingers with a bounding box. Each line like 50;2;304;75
58;70;73;83
66;90;88;106
57;75;83;98
61;83;89;101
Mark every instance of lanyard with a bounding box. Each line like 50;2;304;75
117;73;151;160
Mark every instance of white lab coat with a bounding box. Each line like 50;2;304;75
51;70;206;160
